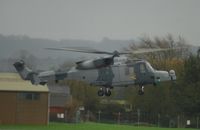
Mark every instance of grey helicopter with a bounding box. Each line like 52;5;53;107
13;47;176;96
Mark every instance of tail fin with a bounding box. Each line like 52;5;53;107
13;60;39;84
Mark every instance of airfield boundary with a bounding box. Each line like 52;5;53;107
0;122;197;130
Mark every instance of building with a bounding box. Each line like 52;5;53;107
0;73;49;125
48;83;71;122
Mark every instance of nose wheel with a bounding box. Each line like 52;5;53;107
138;85;144;95
97;87;112;97
97;88;104;96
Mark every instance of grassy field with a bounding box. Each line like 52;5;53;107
0;122;197;130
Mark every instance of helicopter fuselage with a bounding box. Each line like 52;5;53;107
13;59;176;96
66;60;176;88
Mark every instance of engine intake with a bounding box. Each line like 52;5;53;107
76;57;114;70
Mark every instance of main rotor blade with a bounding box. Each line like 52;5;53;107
124;47;186;55
45;47;114;55
45;47;186;56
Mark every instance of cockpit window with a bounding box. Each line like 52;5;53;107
146;62;155;72
140;64;146;73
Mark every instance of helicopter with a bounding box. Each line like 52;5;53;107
13;47;176;96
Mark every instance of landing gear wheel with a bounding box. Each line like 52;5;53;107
97;87;112;97
98;88;104;96
138;85;144;95
105;89;111;96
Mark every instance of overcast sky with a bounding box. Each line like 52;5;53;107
0;0;200;44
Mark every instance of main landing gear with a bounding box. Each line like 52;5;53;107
138;85;144;95
98;87;112;97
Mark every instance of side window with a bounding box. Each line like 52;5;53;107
125;67;129;75
125;67;134;75
140;64;146;73
129;67;134;74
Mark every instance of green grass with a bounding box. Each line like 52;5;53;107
0;122;197;130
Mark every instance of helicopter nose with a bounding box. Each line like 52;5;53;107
154;70;176;84
154;70;173;82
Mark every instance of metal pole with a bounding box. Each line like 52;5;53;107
98;110;101;122
197;116;199;129
177;115;180;128
86;110;89;122
158;113;160;127
118;112;121;124
137;109;140;127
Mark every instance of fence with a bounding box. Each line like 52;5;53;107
93;110;200;128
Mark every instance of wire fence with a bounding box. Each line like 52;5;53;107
50;109;199;128
93;111;199;128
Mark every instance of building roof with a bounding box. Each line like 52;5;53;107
0;73;49;92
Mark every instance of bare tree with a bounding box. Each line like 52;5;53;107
127;34;190;69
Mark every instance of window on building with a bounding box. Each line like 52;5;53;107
57;113;64;119
18;92;40;100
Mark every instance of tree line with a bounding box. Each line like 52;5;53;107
124;35;200;127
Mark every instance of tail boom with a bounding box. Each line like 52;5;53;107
13;60;68;85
